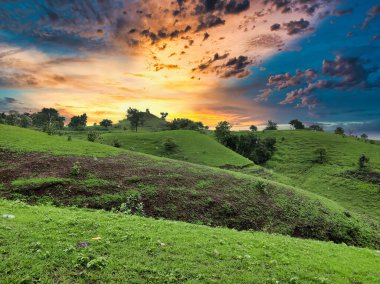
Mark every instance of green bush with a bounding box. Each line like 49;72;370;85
87;130;99;142
70;161;81;177
162;138;178;152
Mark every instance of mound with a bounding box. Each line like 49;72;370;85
254;130;380;220
101;130;252;167
0;125;379;248
1;199;380;283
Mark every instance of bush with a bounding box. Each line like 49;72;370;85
67;135;72;141
112;139;122;148
358;154;369;169
314;148;327;164
87;130;99;142
70;162;81;177
162;138;178;152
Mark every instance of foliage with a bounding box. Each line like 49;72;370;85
87;130;100;142
309;124;324;131
127;108;145;132
168;118;205;131
162;138;178;152
70;161;81;177
334;127;345;135
264;120;278;130
112;139;121;148
314;148;327;164
289;119;305;130
361;133;368;140
160;112;168;120
215;121;231;143
99;119;113;128
68;113;87;130
249;125;257;131
358;154;369;169
32;108;65;130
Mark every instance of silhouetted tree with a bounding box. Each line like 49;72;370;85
215;121;231;143
264;120;278;130
334;127;344;135
249;125;258;131
360;133;368;140
68;113;87;130
127;108;144;132
168;118;205;130
309;124;324;132
160;112;168;120
31;108;65;130
289;119;305;130
100;119;113;128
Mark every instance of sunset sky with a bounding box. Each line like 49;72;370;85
0;0;379;135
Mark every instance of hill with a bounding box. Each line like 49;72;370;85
0;124;379;248
116;111;168;131
1;199;380;283
251;130;380;220
101;130;252;167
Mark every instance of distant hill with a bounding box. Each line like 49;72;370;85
116;111;168;131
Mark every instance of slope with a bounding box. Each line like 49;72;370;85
253;130;380;220
0;124;379;248
101;130;252;167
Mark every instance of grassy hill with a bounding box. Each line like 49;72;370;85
1;125;379;248
116;111;168;131
251;130;380;220
101;130;252;167
1;199;380;283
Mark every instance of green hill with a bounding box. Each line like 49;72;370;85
101;130;252;167
253;130;380;220
1;199;380;283
1;125;379;248
116;111;168;131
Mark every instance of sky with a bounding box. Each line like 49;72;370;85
0;0;379;136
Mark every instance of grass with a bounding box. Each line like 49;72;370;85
0;124;126;157
0;126;379;248
100;130;252;167
11;177;71;188
253;130;380;220
1;199;380;283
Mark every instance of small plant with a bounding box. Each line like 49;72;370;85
67;135;72;141
86;257;107;270
162;138;178;152
314;148;327;164
115;194;144;216
112;139;121;148
358;154;369;170
70;161;81;177
87;130;99;142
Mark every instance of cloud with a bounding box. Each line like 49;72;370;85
219;55;252;78
283;18;312;35
196;15;225;32
254;89;272;102
362;5;380;29
268;69;318;90
332;8;353;17
270;23;281;31
225;0;250;14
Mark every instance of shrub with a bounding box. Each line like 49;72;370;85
70;161;81;177
314;148;327;164
112;139;122;148
87;130;99;142
67;135;72;141
358;154;369;169
162;138;178;152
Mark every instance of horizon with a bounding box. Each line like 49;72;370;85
0;0;379;136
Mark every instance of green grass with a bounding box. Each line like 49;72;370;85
11;177;71;188
253;130;380;220
1;199;379;283
100;130;252;167
1;125;379;248
0;124;126;157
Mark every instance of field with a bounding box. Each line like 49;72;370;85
1;199;380;283
253;130;380;220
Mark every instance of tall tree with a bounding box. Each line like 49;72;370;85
68;113;87;130
334;127;344;135
127;108;144;132
160;112;169;120
289;119;305;130
264;120;278;130
249;125;258;131
31;108;65;129
100;119;113;128
309;124;324;132
215;121;231;143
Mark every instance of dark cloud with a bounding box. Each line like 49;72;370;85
0;72;38;88
283;18;311;35
194;52;229;71
270;23;281;31
268;69;318;90
332;8;353;17
263;0;330;16
194;0;225;15
219;55;251;78
196;15;225;32
225;0;250;14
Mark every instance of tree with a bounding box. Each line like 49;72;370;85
100;119;113;128
360;133;368;140
314;148;327;164
334;127;344;135
168;118;205;131
264;120;278;130
68;113;87;130
358;154;369;169
215;121;231;143
309;124;324;132
289;119;305;130
32;108;65;130
160;112;168;120
249;125;258;131
127;108;144;132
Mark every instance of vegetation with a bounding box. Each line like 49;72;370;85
289;119;305;130
68;113;88;130
314;148;327;164
167;118;206;131
99;119;112;128
249;125;258;131
309;124;324;131
335;127;345;135
1;199;380;283
264;120;278;130
358;154;370;169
